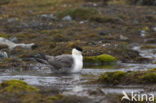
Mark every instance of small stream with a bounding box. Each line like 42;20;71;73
0;45;156;100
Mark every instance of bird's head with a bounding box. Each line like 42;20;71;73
72;46;83;56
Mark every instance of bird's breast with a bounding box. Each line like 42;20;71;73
72;55;83;73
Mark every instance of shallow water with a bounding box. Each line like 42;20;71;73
0;71;147;96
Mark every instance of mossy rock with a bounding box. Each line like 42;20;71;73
57;7;99;20
139;72;156;83
84;54;117;66
46;94;63;102
97;71;126;85
0;80;38;94
95;68;156;85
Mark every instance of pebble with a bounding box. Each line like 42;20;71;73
40;14;56;20
79;21;85;24
0;51;8;58
152;27;156;32
120;35;128;40
62;15;72;21
140;30;146;37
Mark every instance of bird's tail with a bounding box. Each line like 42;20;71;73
38;52;47;60
32;52;48;64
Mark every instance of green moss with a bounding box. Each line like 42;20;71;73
97;71;126;84
149;68;156;71
141;45;156;50
97;54;117;62
84;54;117;65
0;80;38;93
95;68;156;85
46;94;63;102
139;72;156;83
108;0;130;5
0;33;8;38
57;7;99;20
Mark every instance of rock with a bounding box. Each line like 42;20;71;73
7;18;19;23
152;27;156;32
40;14;56;21
0;51;8;58
62;15;72;21
140;30;146;37
9;37;18;43
99;31;107;35
79;21;85;24
93;3;97;7
120;35;128;40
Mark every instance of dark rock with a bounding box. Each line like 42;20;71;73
99;31;107;35
129;0;156;5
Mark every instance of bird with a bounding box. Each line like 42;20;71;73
34;47;83;73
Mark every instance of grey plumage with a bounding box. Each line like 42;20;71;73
35;53;74;73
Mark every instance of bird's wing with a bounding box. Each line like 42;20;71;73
47;55;74;70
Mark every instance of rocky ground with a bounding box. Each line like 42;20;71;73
0;0;155;68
